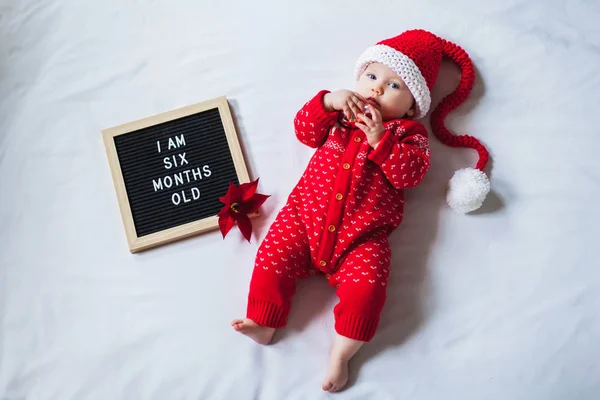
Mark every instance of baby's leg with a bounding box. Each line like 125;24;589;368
232;202;310;344
322;234;391;392
322;334;364;392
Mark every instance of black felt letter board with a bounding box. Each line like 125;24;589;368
114;109;238;237
103;97;251;252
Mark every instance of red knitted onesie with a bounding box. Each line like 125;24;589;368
247;90;431;341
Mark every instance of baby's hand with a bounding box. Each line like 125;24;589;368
355;105;385;148
323;90;366;121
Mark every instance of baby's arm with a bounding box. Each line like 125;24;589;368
368;120;431;189
294;91;340;148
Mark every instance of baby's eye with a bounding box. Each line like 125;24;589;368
390;82;400;89
367;73;376;80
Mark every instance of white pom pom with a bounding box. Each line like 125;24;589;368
447;168;491;214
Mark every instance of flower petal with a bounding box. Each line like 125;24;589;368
236;214;253;242
238;194;270;214
219;182;241;205
239;178;260;202
218;211;236;239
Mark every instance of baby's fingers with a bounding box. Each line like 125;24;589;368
357;113;375;128
347;100;362;120
343;105;352;120
351;95;365;112
367;105;382;124
355;122;369;133
353;92;367;104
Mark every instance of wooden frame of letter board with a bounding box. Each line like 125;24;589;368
102;97;257;253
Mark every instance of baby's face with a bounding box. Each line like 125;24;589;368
355;62;415;121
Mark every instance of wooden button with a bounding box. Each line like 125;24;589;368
325;274;331;279
335;193;343;200
319;260;327;267
343;163;351;170
354;137;361;142
328;225;336;232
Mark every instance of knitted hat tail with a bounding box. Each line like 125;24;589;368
430;38;491;213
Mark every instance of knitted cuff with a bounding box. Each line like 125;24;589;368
334;312;379;342
247;297;288;328
305;90;341;126
367;129;395;165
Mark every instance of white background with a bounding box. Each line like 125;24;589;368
1;0;600;399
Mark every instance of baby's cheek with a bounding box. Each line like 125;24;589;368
354;84;370;99
385;99;410;119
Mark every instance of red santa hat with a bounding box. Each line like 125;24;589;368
356;29;491;213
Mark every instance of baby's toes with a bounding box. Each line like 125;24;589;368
232;322;244;331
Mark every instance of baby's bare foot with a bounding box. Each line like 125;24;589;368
322;355;349;393
322;334;363;392
231;318;275;345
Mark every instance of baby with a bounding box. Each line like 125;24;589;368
232;29;491;393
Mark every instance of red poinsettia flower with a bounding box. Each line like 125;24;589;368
218;178;269;242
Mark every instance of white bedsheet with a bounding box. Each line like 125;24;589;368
2;0;600;398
